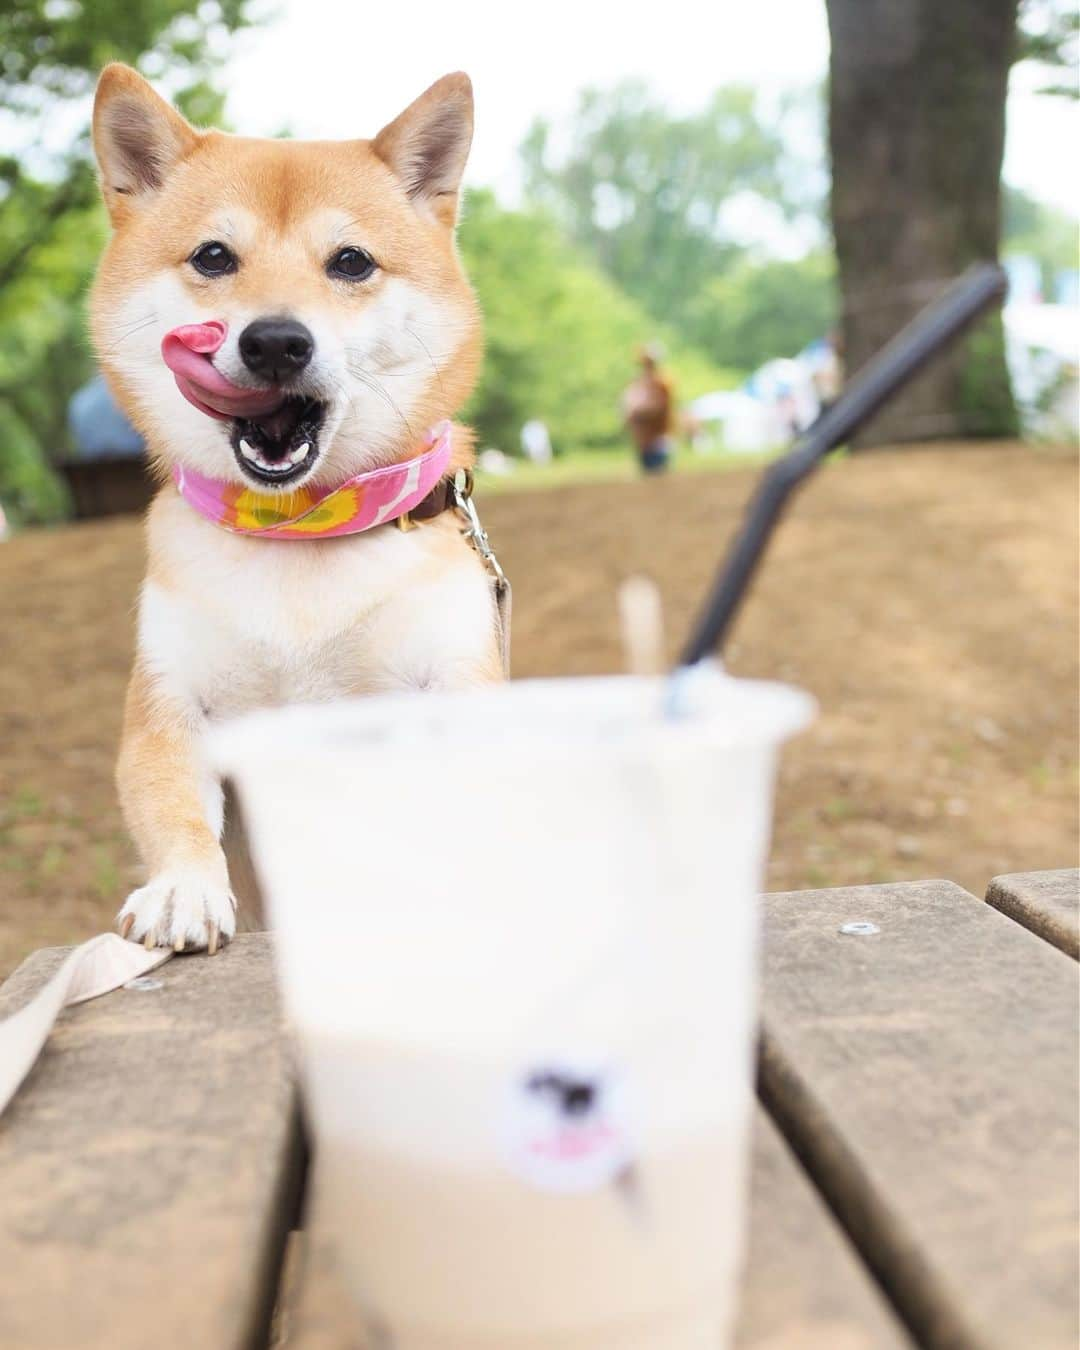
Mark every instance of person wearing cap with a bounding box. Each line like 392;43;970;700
622;344;674;474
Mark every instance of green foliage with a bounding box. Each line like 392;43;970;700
1016;0;1078;98
1002;184;1079;296
0;166;105;522
457;190;735;455
685;251;837;370
0;403;69;523
958;316;1022;438
521;81;801;327
0;0;250;115
0;0;255;523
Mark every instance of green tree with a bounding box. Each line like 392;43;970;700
0;168;105;520
520;82;804;329
1002;185;1079;297
458;190;733;455
0;0;254;523
1017;0;1078;98
0;0;248;106
686;252;837;371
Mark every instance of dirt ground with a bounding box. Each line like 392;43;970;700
1;442;1076;978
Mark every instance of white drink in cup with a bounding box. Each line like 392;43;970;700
212;668;813;1349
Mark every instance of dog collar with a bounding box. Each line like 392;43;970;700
172;422;453;539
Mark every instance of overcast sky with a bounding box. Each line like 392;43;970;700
218;0;1078;222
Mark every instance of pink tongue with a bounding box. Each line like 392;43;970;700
161;321;284;421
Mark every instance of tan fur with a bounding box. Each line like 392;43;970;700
117;663;228;875
90;65;502;950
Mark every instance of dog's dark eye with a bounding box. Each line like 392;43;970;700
327;247;377;281
190;242;237;277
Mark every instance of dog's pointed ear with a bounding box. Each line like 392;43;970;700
93;64;199;221
372;73;473;227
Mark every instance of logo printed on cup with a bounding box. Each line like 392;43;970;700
500;1060;637;1193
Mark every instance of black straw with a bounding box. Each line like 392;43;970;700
679;263;1008;667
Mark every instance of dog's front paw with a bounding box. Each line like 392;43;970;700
118;867;237;954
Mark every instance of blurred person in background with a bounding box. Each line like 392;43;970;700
622;344;674;475
804;330;844;415
520;418;553;464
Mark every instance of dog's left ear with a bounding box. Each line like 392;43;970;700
373;73;473;227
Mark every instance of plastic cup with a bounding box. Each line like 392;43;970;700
211;668;813;1349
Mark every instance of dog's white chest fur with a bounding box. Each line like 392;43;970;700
140;491;500;719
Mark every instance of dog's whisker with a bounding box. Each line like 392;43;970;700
348;366;414;438
104;313;158;353
321;372;360;434
112;310;155;335
346;362;435;380
404;325;445;397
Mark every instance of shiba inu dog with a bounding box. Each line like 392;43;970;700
90;64;504;953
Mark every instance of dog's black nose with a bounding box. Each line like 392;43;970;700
238;317;314;381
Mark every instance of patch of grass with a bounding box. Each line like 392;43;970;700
38;843;64;878
92;845;120;903
474;445;779;495
823;796;856;822
9;787;43;819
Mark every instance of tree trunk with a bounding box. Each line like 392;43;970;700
826;0;1020;446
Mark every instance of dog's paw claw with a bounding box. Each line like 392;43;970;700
118;868;236;953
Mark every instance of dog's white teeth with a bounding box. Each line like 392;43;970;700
239;436;312;476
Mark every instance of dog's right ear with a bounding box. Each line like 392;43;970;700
93;64;199;222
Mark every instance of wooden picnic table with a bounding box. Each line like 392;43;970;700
1;871;1076;1350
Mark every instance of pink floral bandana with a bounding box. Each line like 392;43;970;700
172;422;453;539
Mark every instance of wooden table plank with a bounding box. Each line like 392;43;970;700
737;1112;909;1348
986;868;1079;960
0;934;301;1350
280;1109;909;1349
760;880;1079;1350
